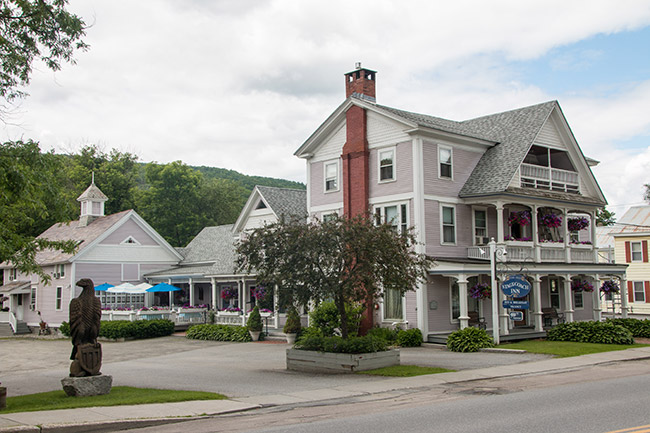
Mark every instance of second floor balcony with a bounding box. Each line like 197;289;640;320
467;242;598;264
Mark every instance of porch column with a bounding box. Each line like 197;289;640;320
495;202;504;243
620;276;629;318
532;274;543;332
457;275;469;329
590;211;598;262
499;282;510;336
532;205;541;263
562;274;574;322
592;274;602;321
416;277;429;339
563;208;571;263
168;278;173;308
211;278;217;310
189;277;195;306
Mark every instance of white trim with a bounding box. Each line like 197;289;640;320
632;281;646;303
373;201;409;234
55;286;63;311
472;207;489;246
630;241;643;262
573;290;584;310
438;144;453;180
368;192;414;205
120;236;141;246
440;203;457;245
309;202;344;213
323;159;340;193
423;194;463;204
450;279;459;324
377;146;396;184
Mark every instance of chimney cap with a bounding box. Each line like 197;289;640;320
345;64;377;75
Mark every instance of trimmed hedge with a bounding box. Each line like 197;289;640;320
59;319;174;340
295;334;389;353
447;327;494;352
547;321;634;345
605;318;650;338
186;324;252;342
396;328;423;347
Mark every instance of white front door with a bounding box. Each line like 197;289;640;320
13;294;24;321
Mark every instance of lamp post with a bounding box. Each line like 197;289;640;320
489;238;502;345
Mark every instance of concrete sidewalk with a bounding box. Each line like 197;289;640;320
2;346;649;433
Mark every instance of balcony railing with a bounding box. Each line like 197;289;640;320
520;163;579;194
467;243;597;263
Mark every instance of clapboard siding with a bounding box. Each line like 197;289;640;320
427;276;457;333
369;141;413;197
78;245;180;263
534;117;565;149
243;209;277;231
313;123;345;162
100;219;158;246
405;291;417;328
424;200;474;257
422;140;483;197
76;263;122;285
367;111;411;148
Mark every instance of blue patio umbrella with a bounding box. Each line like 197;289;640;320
94;283;114;291
146;283;181;292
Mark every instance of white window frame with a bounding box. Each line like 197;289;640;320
30;286;37;311
573;290;584;309
549;278;561;309
450;281;460;323
473;207;488;245
438;145;453;180
378;147;396;183
382;287;405;322
55;286;63;311
9;268;17;281
633;281;645;303
631;241;643;262
322;212;338;222
121;236;141;245
440;204;456;245
324;160;339;193
374;202;408;234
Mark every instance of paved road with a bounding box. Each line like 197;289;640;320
0;335;550;397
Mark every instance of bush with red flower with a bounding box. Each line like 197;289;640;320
568;217;589;232
539;213;562;228
469;283;491;299
508;210;531;226
600;280;620;294
251;286;267;300
221;287;237;300
571;279;594;292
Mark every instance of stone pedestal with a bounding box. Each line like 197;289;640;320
61;375;112;397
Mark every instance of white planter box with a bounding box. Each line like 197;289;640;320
217;311;241;316
286;348;399;373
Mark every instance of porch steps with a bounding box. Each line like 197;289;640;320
264;330;289;342
13;320;32;335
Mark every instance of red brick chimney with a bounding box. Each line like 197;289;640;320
341;64;376;333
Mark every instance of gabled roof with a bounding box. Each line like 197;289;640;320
233;186;307;233
611;205;650;236
77;181;108;202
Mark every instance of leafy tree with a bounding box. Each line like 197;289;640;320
0;0;88;102
596;207;616;227
236;215;433;338
0;140;76;282
199;177;247;227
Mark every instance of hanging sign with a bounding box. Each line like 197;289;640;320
509;311;524;321
500;275;531;298
503;300;530;309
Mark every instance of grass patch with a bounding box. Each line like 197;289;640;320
1;386;226;414
498;340;649;358
357;365;455;377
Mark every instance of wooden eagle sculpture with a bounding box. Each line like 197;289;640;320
69;278;103;376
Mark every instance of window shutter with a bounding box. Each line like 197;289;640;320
645;281;650;303
625;241;631;262
628;281;634;303
643;240;649;262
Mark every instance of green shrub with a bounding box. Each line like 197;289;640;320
59;321;70;337
283;307;302;334
547;321;634;344
309;301;364;337
447;327;494;352
367;326;399;343
186;324;252;342
208;310;216;324
396;328;423;347
606;318;650;338
247;306;263;332
295;334;389;353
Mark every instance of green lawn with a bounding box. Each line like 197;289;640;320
498;340;649;358
1;386;226;414
358;365;455;377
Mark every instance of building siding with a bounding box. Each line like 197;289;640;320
368;141;413;197
309;159;343;208
100;219;158;246
422;140;483;197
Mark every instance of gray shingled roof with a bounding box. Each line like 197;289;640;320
34;210;131;265
257;186;307;221
77;182;108;201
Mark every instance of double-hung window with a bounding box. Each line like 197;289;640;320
375;204;408;234
573;290;583;309
441;205;456;244
56;287;63;310
378;148;395;182
631;242;643;262
30;286;37;311
633;281;645;302
384;288;403;321
474;209;487;244
439;146;453;179
324;161;338;192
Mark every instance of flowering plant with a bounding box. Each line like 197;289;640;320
505;235;532;242
508;210;531;226
248;308;272;313
469;283;491;299
221;307;241;313
221;288;237;299
571;279;594;292
568;217;589;232
251;286;267;300
539;238;564;243
570;240;592;245
140;306;169;311
180;304;209;309
600;280;620;294
539;213;562;228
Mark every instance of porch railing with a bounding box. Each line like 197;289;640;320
101;309;206;325
520;163;580;193
467;243;596;263
0;311;17;332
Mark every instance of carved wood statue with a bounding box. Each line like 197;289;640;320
69;278;103;377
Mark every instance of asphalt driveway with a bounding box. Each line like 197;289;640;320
0;335;550;397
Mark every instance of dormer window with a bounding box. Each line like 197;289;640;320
521;145;579;193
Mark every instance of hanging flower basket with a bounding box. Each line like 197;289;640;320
571;280;594;292
469;283;491;299
600;280;620;294
508;210;531;226
221;288;237;300
568;217;589;232
539;213;562;228
251;286;267;300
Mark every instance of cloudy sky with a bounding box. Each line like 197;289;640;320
2;0;650;216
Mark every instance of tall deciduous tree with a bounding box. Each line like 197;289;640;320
236;215;434;338
596;207;616;227
0;0;88;102
0;140;76;282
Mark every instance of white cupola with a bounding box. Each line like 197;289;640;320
77;173;108;227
